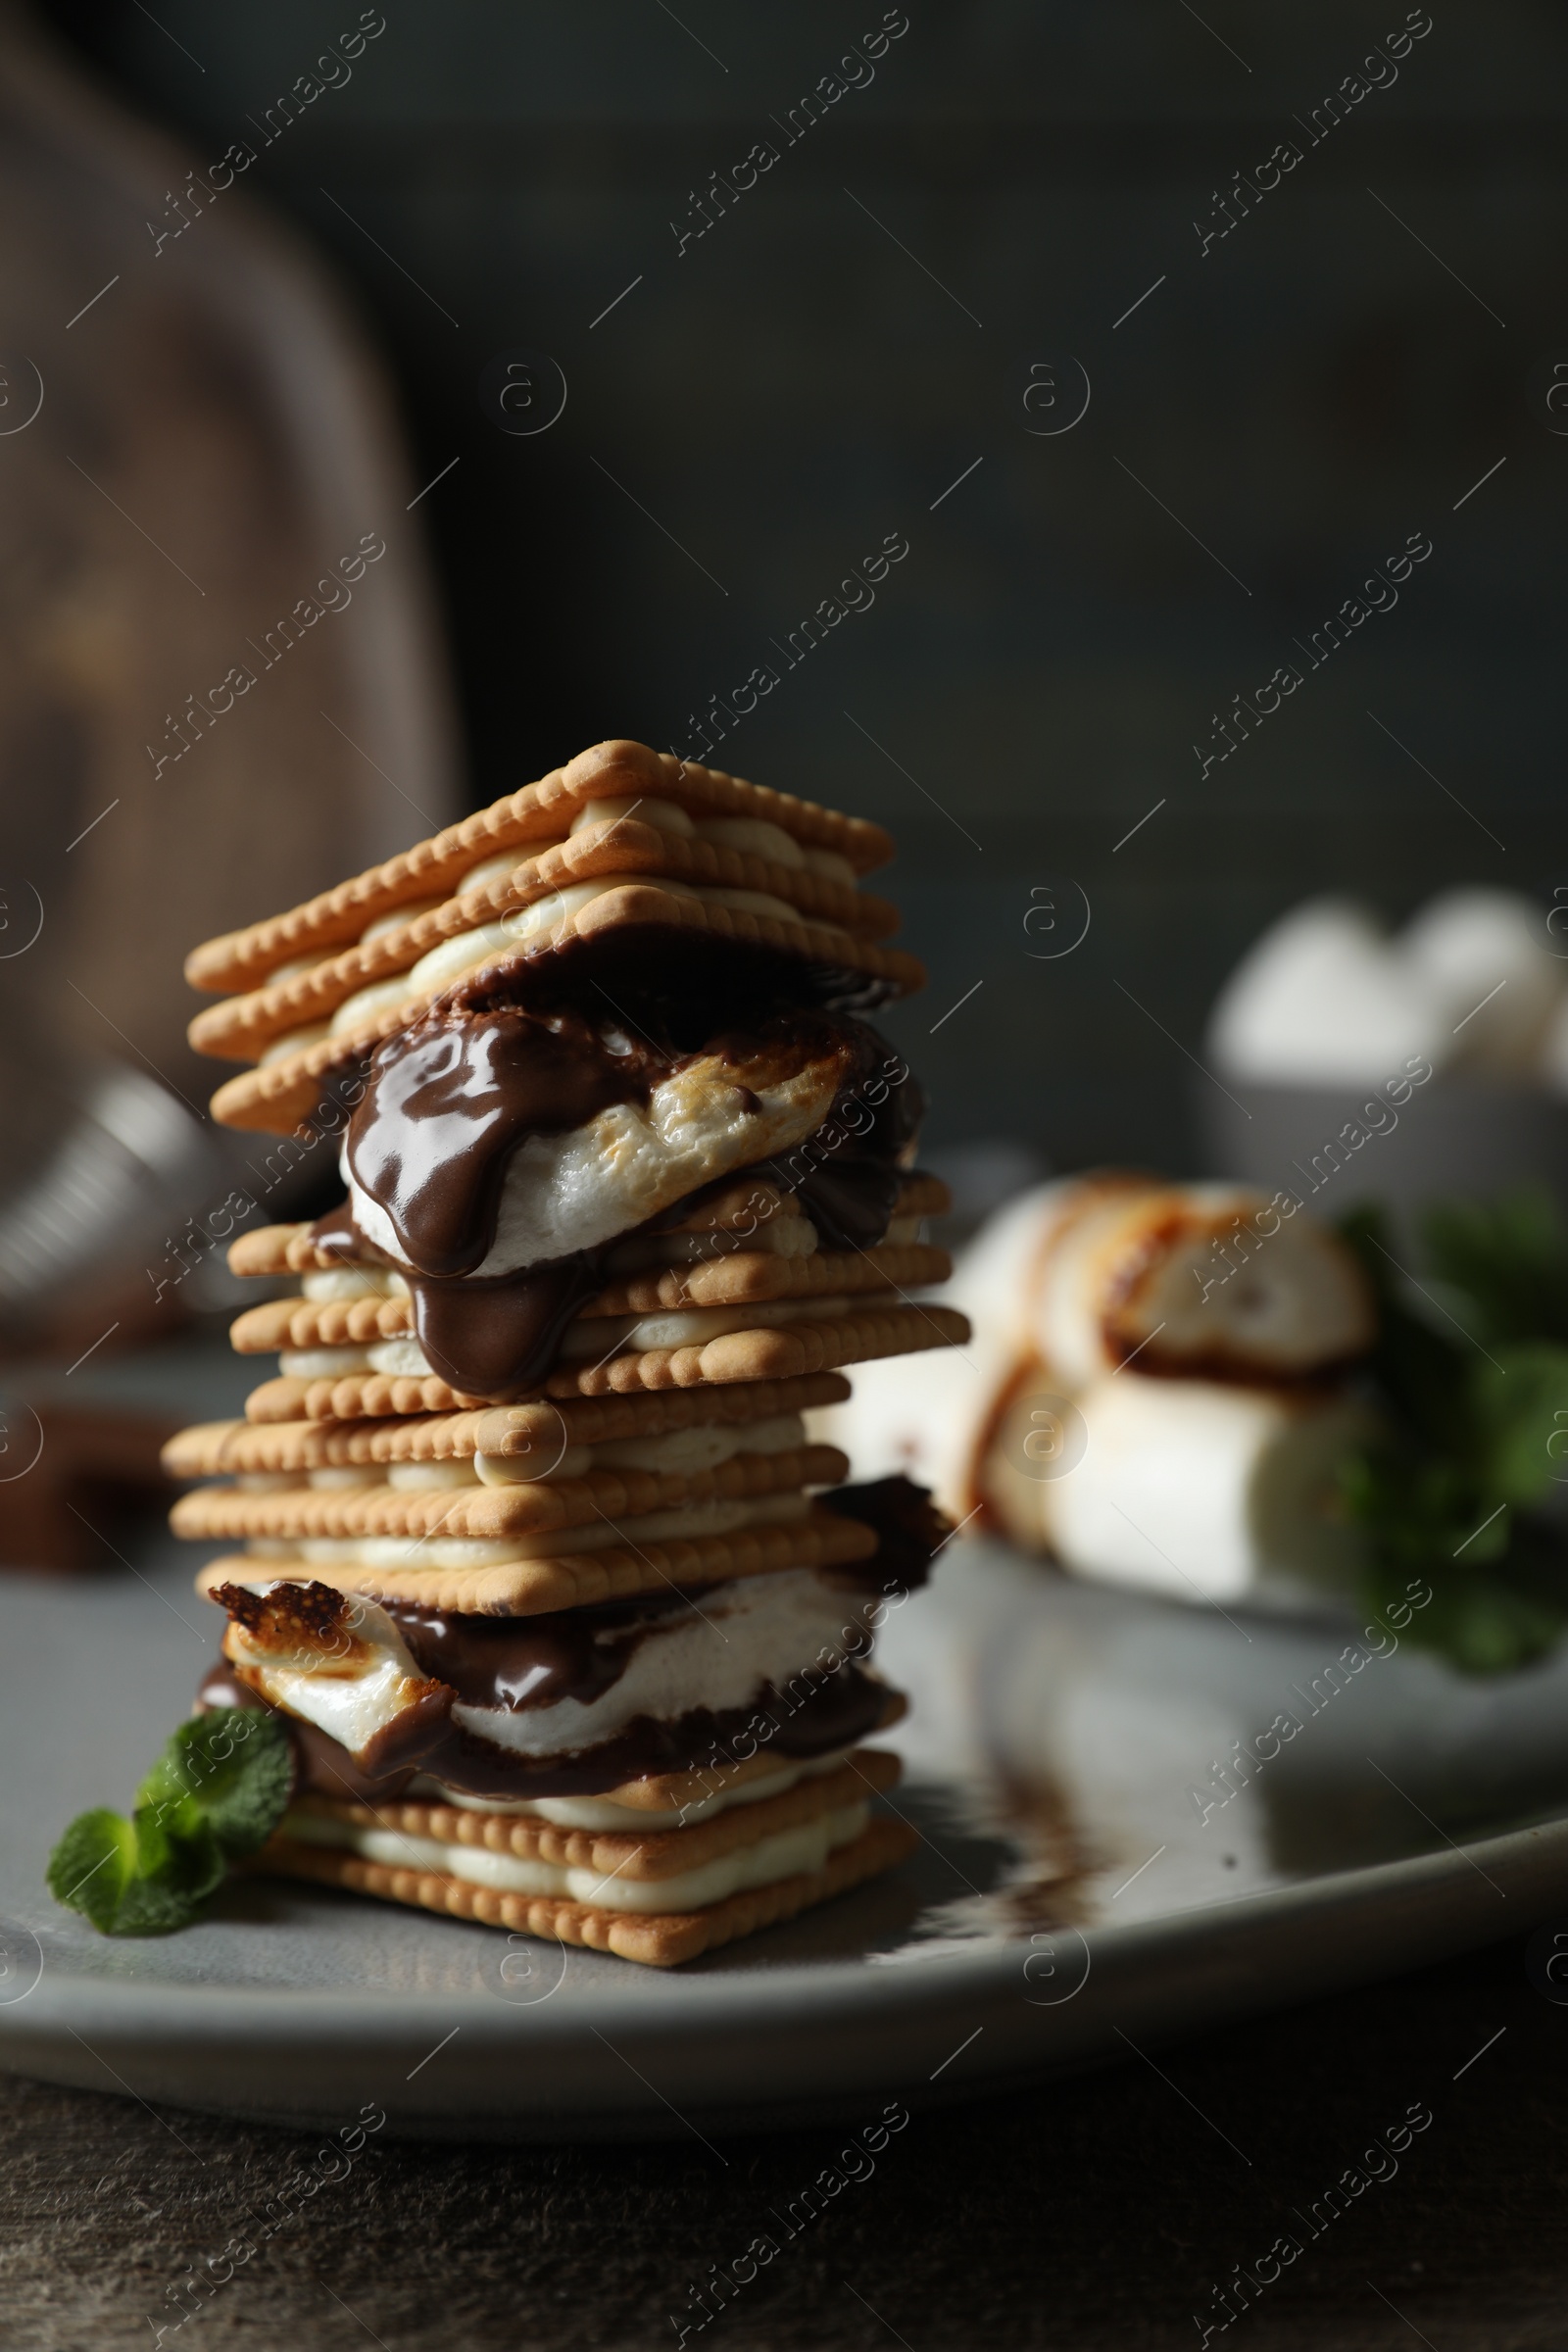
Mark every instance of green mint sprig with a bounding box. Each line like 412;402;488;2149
1338;1194;1568;1674
47;1708;293;1936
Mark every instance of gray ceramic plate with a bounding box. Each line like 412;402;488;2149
2;1515;1566;2141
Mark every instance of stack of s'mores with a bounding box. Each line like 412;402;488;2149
166;739;965;1965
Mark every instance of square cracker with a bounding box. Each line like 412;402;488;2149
190;1500;881;1614
162;1371;852;1479
287;1749;901;1880
170;1440;844;1542
239;1303;970;1423
208;889;925;1135
187;740;895;998
248;1814;919;1965
190;820;902;1066
224;1245;950;1353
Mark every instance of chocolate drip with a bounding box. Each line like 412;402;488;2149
310;1197;392;1264
382;1588;691;1714
410;1253;608;1397
318;1004;920;1399
417;1668;889;1799
196;1650;885;1800
312;1192;608;1398
346;1007;666;1279
818;1476;950;1594
334;1005;665;1397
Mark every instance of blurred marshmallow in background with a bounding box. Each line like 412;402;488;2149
1402;891;1563;1075
1208;900;1446;1087
1200;888;1568;1226
822;1175;1376;1614
839;886;1568;1623
1208;889;1565;1089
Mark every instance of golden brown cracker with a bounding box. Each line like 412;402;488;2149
888;1172;951;1221
171;1442;846;1542
164;1372;852;1478
191;1503;879;1615
467;1371;851;1457
582;1241;951;1317
226;1245;948;1352
239;1304;969;1422
289;1750;900;1880
191;825;901;1064
187;739;895;998
248;1814;919;1965
209;888;926;1135
243;1371;486;1423
571;1303;972;1394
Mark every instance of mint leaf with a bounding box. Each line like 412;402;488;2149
1425;1191;1568;1348
1337;1194;1568;1674
1338;1206;1468;1449
1468;1344;1568;1507
137;1708;293;1859
1407;1573;1564;1676
46;1809;137;1934
48;1709;293;1936
45;1804;224;1935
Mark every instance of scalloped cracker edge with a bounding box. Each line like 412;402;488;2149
171;1442;845;1542
188;740;895;997
248;1814;919;1965
288;1750;901;1881
191;1503;881;1615
209;884;925;1133
165;1372;852;1478
240;1303;971;1421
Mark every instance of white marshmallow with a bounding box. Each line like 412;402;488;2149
1400;888;1562;1074
1208;897;1447;1086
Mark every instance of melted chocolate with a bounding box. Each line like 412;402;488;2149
415;1667;888;1799
347;1007;667;1278
320;1003;921;1399
195;1647;885;1799
446;919;904;1026
310;1197;392;1264
412;1254;608;1397
381;1587;691;1713
312;1194;602;1398
818;1476;950;1595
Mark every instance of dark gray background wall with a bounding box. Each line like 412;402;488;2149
39;0;1568;1174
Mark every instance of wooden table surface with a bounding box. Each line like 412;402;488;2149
2;1927;1561;2350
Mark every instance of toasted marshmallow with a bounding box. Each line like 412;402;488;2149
218;1582;449;1761
346;1037;852;1278
1033;1181;1373;1385
446;1564;876;1760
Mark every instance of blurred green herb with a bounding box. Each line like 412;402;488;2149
1339;1192;1568;1673
47;1708;292;1935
